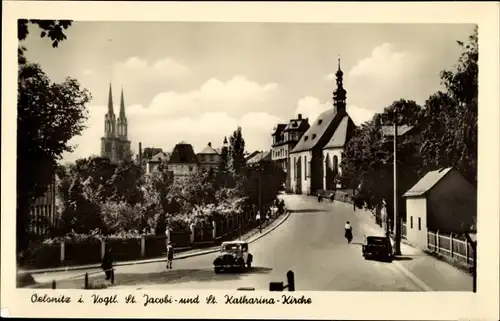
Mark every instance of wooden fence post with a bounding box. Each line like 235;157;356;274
140;234;146;257
200;225;204;242
212;220;217;239
189;224;195;244
465;239;469;264
60;240;65;263
101;238;106;260
435;230;439;253
450;233;454;258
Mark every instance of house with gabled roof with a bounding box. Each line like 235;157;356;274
289;59;356;195
271;114;310;191
403;167;477;249
197;142;222;172
146;151;170;174
167;142;200;178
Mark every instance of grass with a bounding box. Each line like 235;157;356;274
423;249;473;276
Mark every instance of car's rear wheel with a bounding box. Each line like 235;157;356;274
214;267;222;274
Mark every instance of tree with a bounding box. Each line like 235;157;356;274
340;99;424;217
107;158;145;205
228;127;246;176
420;26;478;185
18;19;73;64
17;62;91;251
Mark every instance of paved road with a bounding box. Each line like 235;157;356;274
30;194;472;291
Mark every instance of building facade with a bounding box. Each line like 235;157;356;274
289;59;356;195
101;84;131;164
197;142;222;172
271;114;310;191
167;143;200;178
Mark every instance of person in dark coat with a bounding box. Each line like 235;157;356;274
166;242;174;269
101;247;113;280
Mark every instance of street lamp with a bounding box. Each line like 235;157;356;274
381;111;402;256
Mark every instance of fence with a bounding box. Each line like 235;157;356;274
427;230;475;266
19;210;278;270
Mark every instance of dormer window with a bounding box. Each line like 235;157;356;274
312;134;317;139
304;136;309;141
318;119;323;125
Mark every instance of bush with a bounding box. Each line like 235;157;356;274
19;242;61;269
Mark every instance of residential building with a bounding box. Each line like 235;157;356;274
100;84;131;164
197;142;222;172
289;59;356;195
403;167;477;250
246;150;272;165
167;143;200;178
271;114;310;191
146;151;171;174
30;174;57;235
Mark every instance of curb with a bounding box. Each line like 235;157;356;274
21;211;292;275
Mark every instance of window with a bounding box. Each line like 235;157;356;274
410;216;413;229
418;217;421;231
318;119;323;125
189;166;193;172
304;155;307;179
312;134;317;139
304;136;309;141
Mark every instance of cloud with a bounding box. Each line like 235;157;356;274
113;56;191;82
138;76;279;117
294;96;375;126
62;76;281;163
322;43;426;117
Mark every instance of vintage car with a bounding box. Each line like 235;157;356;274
362;236;393;261
213;240;253;273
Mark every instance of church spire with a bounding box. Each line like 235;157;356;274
119;87;126;118
333;55;346;114
107;83;115;115
117;86;128;139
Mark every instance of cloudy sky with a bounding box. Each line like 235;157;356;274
22;22;475;163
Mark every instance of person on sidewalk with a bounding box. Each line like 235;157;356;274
101;247;114;280
344;221;353;244
166;242;174;269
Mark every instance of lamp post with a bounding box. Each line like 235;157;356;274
382;112;401;256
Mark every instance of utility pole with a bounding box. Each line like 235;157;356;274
393;111;401;256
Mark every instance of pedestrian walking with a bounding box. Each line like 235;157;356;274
317;192;322;203
166;241;174;269
101;247;113;280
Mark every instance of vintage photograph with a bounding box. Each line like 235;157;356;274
16;20;478;292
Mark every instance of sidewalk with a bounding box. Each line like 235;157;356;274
19;210;292;276
350;203;473;291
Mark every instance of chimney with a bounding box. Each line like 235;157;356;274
138;142;142;163
298;114;302;120
208;142;212;147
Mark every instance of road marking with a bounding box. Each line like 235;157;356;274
360;220;434;291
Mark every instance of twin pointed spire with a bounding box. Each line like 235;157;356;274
107;83;127;119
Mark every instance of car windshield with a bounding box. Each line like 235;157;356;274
367;237;389;245
222;244;241;252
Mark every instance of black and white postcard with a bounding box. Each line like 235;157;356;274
2;1;499;320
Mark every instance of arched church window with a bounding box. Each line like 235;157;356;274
105;142;111;153
333;155;339;174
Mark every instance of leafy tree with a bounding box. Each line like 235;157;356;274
100;200;143;234
17;62;91;251
18;19;73;64
108;158;145;205
59;176;103;234
420;26;478;185
228;127;246;176
341;100;424;219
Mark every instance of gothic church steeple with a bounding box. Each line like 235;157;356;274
333;56;347;114
105;83;116;137
117;87;128;139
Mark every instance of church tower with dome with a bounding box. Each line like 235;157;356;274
100;84;131;163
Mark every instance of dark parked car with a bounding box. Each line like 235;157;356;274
213;241;253;273
362;236;393;261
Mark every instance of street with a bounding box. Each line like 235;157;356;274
30;194;473;291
